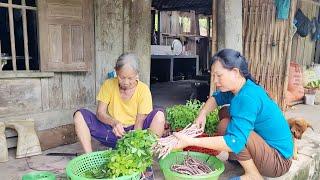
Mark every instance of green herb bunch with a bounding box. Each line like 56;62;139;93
84;129;157;179
166;99;201;131
166;99;220;136
204;108;220;136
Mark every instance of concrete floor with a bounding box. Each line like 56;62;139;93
0;81;319;180
151;80;196;109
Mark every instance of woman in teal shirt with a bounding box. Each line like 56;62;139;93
173;49;293;180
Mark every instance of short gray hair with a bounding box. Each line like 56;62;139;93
115;53;139;73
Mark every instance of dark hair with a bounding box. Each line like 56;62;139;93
211;49;257;84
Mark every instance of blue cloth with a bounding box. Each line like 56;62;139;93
229;177;240;180
212;80;293;159
274;0;291;20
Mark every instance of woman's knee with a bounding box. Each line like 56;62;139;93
153;110;165;125
73;111;87;126
218;106;230;120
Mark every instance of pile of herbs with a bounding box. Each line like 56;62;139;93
84;129;157;179
166;99;220;136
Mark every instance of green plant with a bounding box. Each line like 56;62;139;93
205;108;220;136
305;80;320;89
84;130;157;179
166;99;220;136
166;100;201;131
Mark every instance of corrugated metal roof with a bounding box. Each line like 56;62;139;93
152;0;212;15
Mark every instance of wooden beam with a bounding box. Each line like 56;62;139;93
8;0;17;71
37;124;77;151
0;2;37;10
0;71;54;79
22;0;30;71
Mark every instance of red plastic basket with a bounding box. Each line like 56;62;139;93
183;133;220;156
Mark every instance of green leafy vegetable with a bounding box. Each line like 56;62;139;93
166;99;220;136
84;129;157;179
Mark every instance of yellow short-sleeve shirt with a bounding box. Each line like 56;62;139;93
96;78;153;126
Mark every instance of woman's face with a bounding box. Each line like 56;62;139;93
116;65;138;90
212;60;239;92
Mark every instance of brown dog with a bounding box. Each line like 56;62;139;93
287;118;313;160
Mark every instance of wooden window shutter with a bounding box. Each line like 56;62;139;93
38;0;94;72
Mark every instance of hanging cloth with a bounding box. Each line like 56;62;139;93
294;8;311;37
274;0;291;19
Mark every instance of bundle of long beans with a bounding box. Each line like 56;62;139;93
171;155;213;175
153;124;203;159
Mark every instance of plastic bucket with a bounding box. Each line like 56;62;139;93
305;94;316;105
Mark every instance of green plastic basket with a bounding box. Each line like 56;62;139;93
22;171;56;180
66;151;140;180
159;151;225;180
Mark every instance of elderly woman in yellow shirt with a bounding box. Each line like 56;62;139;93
73;53;165;153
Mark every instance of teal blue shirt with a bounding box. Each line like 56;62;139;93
212;80;293;159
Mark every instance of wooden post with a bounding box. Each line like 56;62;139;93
8;0;17;71
207;16;211;69
22;0;30;71
0;40;2;71
210;0;218;95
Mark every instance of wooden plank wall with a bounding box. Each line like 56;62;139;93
291;2;319;66
95;0;124;91
242;0;297;108
95;0;151;89
0;0;151;130
0;72;95;121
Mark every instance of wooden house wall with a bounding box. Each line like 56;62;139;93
291;1;319;66
0;0;151;132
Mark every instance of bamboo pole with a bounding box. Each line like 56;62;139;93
259;4;267;87
282;0;298;109
271;20;279;103
277;21;285;106
249;2;259;76
257;3;266;86
244;0;252;63
8;0;17;71
268;4;276;96
253;3;261;82
22;0;30;71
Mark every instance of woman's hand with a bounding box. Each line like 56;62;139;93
195;114;206;130
112;121;125;137
172;132;195;150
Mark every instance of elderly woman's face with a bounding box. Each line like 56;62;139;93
116;65;138;90
212;60;238;92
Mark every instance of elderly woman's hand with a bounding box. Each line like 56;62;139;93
172;132;195;150
112;121;125;137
